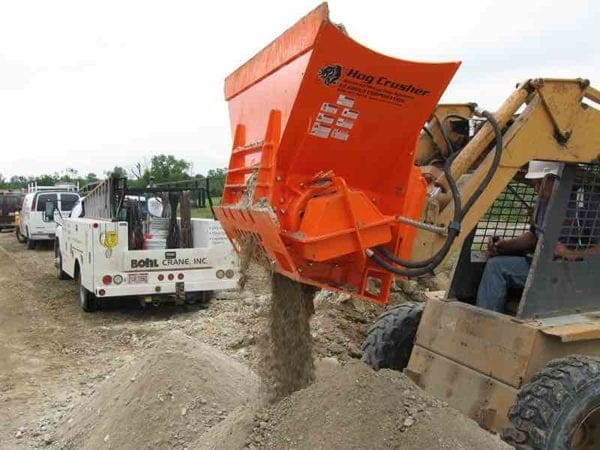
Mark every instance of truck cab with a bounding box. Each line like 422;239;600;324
0;192;24;232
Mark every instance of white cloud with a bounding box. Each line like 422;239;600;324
0;0;598;178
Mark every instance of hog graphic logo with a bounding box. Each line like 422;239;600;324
318;64;342;86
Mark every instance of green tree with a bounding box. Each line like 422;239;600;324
105;166;127;178
9;175;28;189
85;172;99;184
36;174;58;186
206;168;227;197
142;154;191;185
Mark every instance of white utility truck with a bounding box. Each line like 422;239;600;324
18;183;80;248
54;177;239;311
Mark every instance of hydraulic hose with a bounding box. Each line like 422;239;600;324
368;110;503;276
421;126;443;164
375;149;463;269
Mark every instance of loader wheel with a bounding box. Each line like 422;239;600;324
77;271;98;312
502;354;600;449
361;301;424;371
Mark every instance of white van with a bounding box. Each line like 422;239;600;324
18;184;80;249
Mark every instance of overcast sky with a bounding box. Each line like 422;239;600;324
1;0;598;179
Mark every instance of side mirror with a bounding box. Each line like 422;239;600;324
44;202;56;222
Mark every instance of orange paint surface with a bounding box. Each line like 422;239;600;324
215;4;460;302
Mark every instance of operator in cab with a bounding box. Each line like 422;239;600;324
477;160;600;312
476;161;560;312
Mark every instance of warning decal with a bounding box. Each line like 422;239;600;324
310;95;360;141
310;121;331;138
331;128;349;141
336;94;355;108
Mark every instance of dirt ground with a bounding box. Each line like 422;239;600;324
0;231;508;449
0;231;387;449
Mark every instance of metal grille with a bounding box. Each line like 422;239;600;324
559;165;600;250
472;179;536;251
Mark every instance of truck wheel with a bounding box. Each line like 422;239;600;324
187;291;213;304
54;243;69;280
361;301;424;371
15;227;26;243
26;236;35;249
77;272;98;312
502;354;600;449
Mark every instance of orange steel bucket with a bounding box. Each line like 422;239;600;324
215;3;460;302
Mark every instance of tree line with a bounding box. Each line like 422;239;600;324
1;154;227;198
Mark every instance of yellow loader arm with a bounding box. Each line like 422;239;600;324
407;79;600;266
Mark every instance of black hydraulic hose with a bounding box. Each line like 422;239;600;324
369;110;503;276
366;248;438;277
375;150;463;269
422;126;442;155
419;126;443;166
460;110;502;214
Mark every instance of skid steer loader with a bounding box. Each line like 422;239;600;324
214;4;600;448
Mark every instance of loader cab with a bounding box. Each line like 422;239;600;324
449;163;600;320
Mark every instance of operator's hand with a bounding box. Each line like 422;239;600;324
554;243;582;261
486;236;503;258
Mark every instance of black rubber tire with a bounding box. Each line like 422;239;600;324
54;241;69;280
361;301;424;371
502;354;600;449
77;270;98;312
26;236;35;250
15;227;26;243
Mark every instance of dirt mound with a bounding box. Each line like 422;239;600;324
202;359;509;450
56;331;259;449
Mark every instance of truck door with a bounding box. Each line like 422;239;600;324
35;193;58;228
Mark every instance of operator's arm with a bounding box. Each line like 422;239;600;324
489;231;537;257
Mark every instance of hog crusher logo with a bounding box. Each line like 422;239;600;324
318;64;342;86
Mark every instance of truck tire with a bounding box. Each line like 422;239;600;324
26;232;35;250
77;271;98;312
54;242;69;280
15;227;26;243
502;354;600;449
361;301;424;371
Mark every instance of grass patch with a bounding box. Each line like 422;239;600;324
189;197;221;219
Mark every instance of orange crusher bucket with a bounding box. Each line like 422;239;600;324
215;3;460;303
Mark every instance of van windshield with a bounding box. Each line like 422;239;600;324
60;194;80;211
